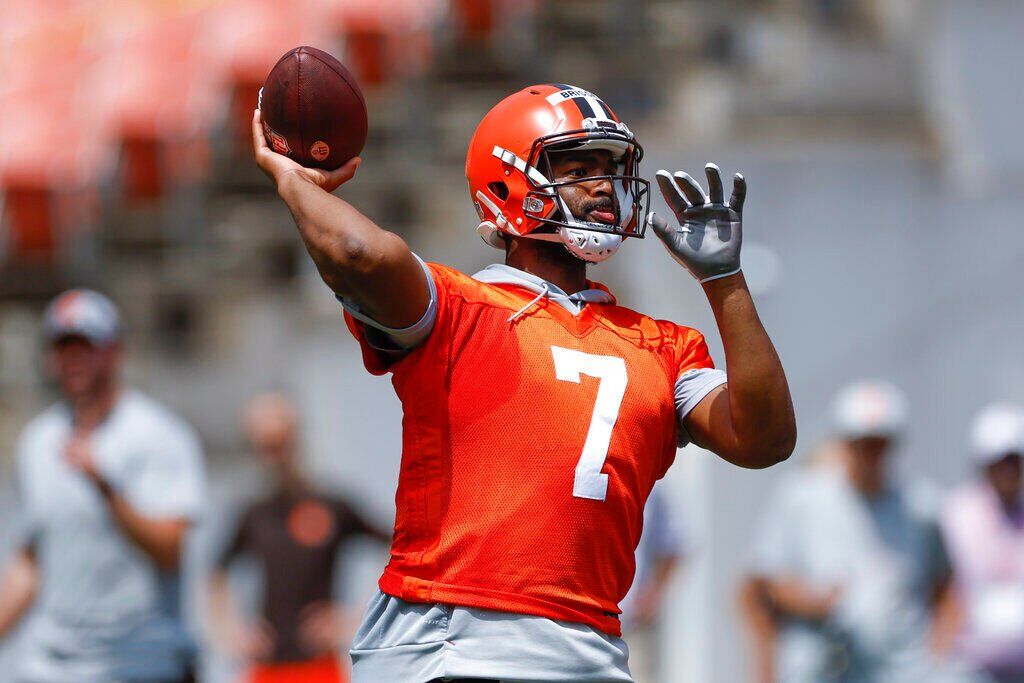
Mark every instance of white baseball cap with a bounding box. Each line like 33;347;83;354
832;380;908;440
970;403;1024;466
42;289;122;346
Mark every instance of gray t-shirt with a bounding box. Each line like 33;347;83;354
750;466;954;683
12;389;205;683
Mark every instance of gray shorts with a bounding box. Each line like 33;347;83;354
350;591;633;683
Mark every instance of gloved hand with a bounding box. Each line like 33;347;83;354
648;163;746;283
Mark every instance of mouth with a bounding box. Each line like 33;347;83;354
587;208;617;225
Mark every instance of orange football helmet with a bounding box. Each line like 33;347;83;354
466;84;649;263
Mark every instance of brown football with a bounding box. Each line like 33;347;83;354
259;46;367;171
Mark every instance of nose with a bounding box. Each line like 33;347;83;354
585;176;613;198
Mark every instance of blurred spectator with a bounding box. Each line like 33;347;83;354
0;289;206;683
739;380;976;683
205;392;388;683
938;404;1024;683
620;486;687;683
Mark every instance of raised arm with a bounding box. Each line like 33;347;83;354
685;273;795;467
650;164;796;468
252;110;429;327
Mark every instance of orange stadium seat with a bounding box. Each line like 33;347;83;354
323;0;446;86
0;7;96;262
90;9;217;201
0;0;451;264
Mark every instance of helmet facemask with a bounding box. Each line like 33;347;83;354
523;124;650;263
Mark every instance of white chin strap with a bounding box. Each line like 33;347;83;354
551;192;623;263
557;226;622;263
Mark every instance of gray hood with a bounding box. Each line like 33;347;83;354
472;264;614;320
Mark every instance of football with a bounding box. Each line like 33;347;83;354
258;46;368;171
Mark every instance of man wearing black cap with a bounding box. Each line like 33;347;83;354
0;289;206;683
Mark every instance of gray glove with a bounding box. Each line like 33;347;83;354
648;163;746;283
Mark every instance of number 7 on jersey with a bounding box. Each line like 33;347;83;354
551;346;628;501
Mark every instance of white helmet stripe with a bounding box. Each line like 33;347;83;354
583;96;612;121
491;146;551;187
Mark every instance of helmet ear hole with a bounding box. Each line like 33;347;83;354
488;181;509;201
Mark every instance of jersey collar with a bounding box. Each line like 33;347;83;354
472;264;615;316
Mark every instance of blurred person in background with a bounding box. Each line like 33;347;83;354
619;486;686;683
206;391;388;683
740;380;974;683
938;404;1024;683
0;289;206;683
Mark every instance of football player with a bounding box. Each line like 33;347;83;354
252;83;796;682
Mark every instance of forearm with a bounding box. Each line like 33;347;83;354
101;488;187;571
206;572;242;641
276;173;426;325
704;273;795;465
929;578;961;654
278;172;374;285
279;173;391;294
761;576;836;621
738;579;777;683
650;556;680;593
0;550;37;639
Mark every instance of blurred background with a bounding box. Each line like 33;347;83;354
1;0;1023;682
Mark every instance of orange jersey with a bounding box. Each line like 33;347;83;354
345;263;716;636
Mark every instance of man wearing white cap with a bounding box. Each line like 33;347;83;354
740;380;976;683
0;289;206;683
939;404;1024;683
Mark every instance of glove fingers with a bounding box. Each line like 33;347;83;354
672;171;709;207
729;173;747;213
647;212;674;244
655;170;690;215
705;163;724;204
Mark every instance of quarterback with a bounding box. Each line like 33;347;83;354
253;84;796;682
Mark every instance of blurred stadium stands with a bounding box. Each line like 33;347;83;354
2;1;1023;681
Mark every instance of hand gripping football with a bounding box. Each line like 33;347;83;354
258;46;368;171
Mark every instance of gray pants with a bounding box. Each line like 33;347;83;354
350;591;632;682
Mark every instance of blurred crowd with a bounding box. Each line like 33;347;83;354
0;290;391;683
740;384;1024;683
0;289;1021;683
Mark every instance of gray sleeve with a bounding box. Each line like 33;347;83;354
337;254;438;352
674;368;728;446
123;420;206;520
9;436;39;552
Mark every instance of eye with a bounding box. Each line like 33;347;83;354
565;166;587;178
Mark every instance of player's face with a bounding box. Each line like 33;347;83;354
48;336;119;400
546;149;620;226
987;453;1022;505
